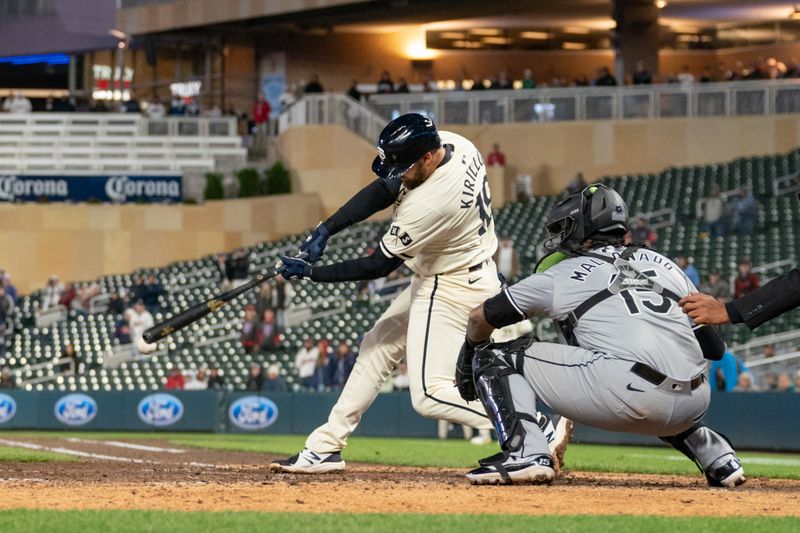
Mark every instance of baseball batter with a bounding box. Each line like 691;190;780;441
271;113;570;473
456;184;746;487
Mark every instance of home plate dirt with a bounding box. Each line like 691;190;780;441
0;437;798;517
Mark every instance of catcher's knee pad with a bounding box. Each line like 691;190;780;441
472;337;536;453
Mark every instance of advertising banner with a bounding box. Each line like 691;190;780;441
0;174;182;203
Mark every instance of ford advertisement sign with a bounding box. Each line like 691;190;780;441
0;393;16;424
137;393;184;427
54;393;97;426
0;174;181;203
229;396;279;430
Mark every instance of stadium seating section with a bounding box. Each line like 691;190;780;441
4;148;799;391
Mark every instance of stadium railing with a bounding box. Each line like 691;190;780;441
278;93;387;142
365;78;800;124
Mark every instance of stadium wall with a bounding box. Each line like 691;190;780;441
1;194;322;294
279;115;800;216
0;389;796;451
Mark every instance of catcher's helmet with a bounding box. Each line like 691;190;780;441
543;183;629;253
371;113;442;180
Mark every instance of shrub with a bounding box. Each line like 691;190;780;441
237;168;261;198
204;172;224;200
265;161;292;195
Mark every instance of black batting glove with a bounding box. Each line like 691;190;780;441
279;256;312;280
298;223;330;264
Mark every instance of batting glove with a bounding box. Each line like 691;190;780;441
278;256;312;280
298;223;329;264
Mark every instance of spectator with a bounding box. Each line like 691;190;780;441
677;65;695;87
127;300;154;352
393;361;410;391
699;271;730;301
207;367;226;390
240;304;260;354
251;91;271;131
147;97;165;119
245;364;263;391
733;258;760;299
521;69;536;89
229;249;250;289
699;66;715;83
328;341;356;389
494;236;520;281
491;69;513;90
486;143;506;167
776;372;795;392
261;364;287;392
632;60;652;85
565;172;588;194
0;286;14;328
185;97;201;116
58;282;76;309
2;273;17;304
630;217;658;248
41;275;64;311
114;316;132;344
676;255;700;287
701;184;726;238
573;74;590;86
295;338;319;390
304;74;324;94
259;309;280;350
395;78;410;93
258;277;294;326
709;350;746;392
762;344;775;359
184;369;208;390
310;347;330;392
2;91;32;113
141;274;165;312
70;284;101;314
91;99;109;112
60;343;80;373
120;95;141;113
169;95;185;115
730;187;758;236
0;366;15;389
470;77;486;91
346;80;362;102
164;367;185;390
732;373;757;392
206;104;222;118
594;67;617;86
376;71;394;94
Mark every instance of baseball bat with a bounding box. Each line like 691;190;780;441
142;267;280;344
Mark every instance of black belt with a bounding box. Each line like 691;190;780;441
631;362;705;391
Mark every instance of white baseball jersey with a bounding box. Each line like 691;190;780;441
378;131;498;276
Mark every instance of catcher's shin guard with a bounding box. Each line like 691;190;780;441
660;422;745;488
472;338;537;453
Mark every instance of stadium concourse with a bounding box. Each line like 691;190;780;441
1;148;799;393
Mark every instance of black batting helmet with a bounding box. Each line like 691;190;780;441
543;183;629;253
371;113;442;180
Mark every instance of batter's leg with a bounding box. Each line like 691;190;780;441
304;286;411;454
405;274;493;429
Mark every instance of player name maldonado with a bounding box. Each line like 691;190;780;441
460;152;485;209
569;249;675;282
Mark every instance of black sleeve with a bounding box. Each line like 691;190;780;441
310;246;404;282
692;324;725;361
726;268;800;330
483;289;526;329
323;179;402;235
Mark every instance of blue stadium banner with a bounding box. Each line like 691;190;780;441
0;174;182;203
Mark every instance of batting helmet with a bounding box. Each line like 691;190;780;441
371;113;442;180
543;183;629;253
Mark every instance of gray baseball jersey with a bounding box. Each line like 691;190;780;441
502;245;704;380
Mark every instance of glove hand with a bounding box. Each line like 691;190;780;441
278;256;312;280
299;223;329;264
455;337;478;402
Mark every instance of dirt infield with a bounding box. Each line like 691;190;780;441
0;437;798;517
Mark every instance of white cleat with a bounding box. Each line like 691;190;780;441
466;453;556;485
538;412;573;475
269;448;346;474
